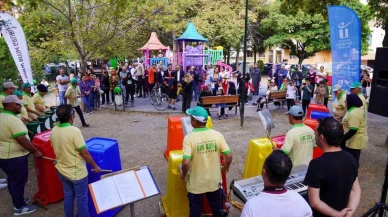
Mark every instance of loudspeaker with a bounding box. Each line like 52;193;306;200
368;48;388;117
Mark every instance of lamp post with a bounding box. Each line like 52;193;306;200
240;0;248;127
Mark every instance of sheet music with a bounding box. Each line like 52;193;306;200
113;171;144;204
136;169;159;197
89;177;122;212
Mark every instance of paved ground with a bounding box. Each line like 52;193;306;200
0;77;387;217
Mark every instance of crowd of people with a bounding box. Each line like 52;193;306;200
0;58;371;216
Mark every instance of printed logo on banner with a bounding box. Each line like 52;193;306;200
328;6;361;97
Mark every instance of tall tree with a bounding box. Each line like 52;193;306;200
369;0;388;47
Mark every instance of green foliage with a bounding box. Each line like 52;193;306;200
369;0;388;46
257;60;264;72
263;0;372;64
0;38;19;82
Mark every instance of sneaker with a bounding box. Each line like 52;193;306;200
125;101;128;105
0;178;6;184
167;105;172;109
82;124;90;127
24;198;30;204
224;114;228;119
0;183;7;189
172;107;176;110
87;112;91;115
218;115;221;120
13;205;37;215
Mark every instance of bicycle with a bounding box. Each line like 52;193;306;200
151;84;170;111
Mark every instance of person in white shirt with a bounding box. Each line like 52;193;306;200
316;66;327;83
56;68;70;105
135;60;145;98
286;80;296;110
241;150;312;217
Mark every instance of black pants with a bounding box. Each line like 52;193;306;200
111;89;115;103
341;143;361;168
102;87;110;104
136;77;144;96
302;99;311;116
286;99;295;110
324;98;328;108
74;105;87;125
311;83;316;95
125;88;135;102
0;155;28;209
296;86;301;100
188;188;224;217
182;94;192;112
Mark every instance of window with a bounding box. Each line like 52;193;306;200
259;53;265;57
290;55;295;59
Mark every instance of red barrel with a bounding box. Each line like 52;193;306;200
271;135;285;149
32;130;64;206
164;116;184;160
303;119;323;158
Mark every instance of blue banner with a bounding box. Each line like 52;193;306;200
328;6;361;96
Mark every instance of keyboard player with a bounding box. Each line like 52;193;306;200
241;151;312;217
303;117;360;217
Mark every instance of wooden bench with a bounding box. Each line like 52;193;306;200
266;91;287;109
201;95;240;115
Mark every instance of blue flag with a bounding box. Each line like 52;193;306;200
328;6;361;96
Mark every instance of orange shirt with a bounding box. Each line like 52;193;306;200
149;68;156;84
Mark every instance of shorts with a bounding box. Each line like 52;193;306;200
168;88;177;99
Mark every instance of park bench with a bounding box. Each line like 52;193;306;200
201;95;240;115
266;91;287;109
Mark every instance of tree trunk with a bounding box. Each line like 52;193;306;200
80;56;88;74
253;50;257;63
227;46;231;65
383;28;388;47
235;44;240;71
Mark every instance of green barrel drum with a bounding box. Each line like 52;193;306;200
26;121;41;140
38;115;51;132
45;110;55;129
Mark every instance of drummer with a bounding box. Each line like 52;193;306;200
0;82;18;112
15;90;33;123
22;83;40;119
32;84;49;115
332;84;347;121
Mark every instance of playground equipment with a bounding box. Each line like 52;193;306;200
138;32;169;67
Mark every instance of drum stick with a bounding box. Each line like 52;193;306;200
91;169;113;173
42;156;56;161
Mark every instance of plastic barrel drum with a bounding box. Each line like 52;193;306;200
27;121;41;140
38;115;51;132
50;106;59;122
311;111;331;120
85;137;123;217
45;111;55;129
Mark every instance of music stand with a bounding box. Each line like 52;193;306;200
362;157;388;217
258;110;275;147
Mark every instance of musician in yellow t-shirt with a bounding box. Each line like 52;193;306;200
181;106;232;217
32;84;49;115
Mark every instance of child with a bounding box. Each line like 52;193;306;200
323;78;329;108
255;80;278;111
123;72;136;106
198;85;213;116
286;80;296;110
216;88;228;120
314;80;326;105
221;74;230;95
248;81;255;101
300;78;314;115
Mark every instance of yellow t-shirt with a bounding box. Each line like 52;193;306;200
32;92;46;109
0;93;7;111
333;92;347;120
280;124;316;167
65;85;80;107
23;92;36;113
0;111;29;159
358;93;367;115
342;107;368;150
17;106;29;119
50;123;88;180
183;127;231;194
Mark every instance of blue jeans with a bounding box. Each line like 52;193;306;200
59;91;67;105
0;155;28;209
89;93;95;110
192;82;199;101
187;188;223;217
57;171;89;217
82;95;91;113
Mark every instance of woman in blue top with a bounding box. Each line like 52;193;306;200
210;66;222;96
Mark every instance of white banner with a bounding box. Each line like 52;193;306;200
0;12;34;90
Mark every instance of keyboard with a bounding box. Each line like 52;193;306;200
233;165;308;203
